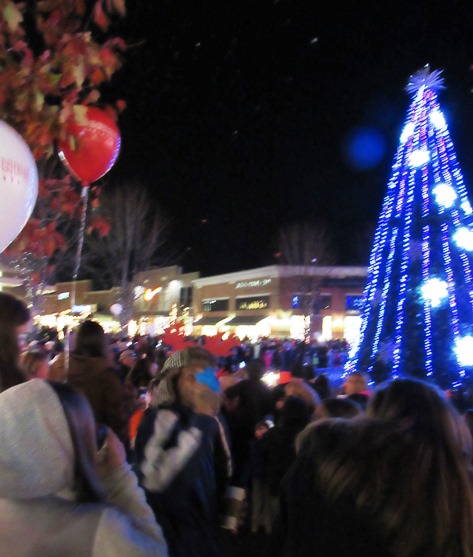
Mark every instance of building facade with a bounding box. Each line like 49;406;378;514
33;264;367;342
38;266;199;335
192;265;367;342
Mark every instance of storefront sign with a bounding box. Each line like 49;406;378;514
235;279;271;289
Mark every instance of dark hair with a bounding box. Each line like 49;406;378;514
319;397;362;419
464;409;473;449
74;320;107;359
246;358;265;381
279;396;312;430
299;417;473;557
312;374;332;400
0;293;30;391
367;378;472;461
47;381;106;503
364;378;473;556
126;358;153;390
0;292;30;327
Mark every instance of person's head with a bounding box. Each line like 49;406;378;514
126;358;153;390
312;373;332;399
297;417;473;557
0;379;105;503
315;397;362;420
0;292;31;337
343;372;368;395
246;358;265;381
119;349;136;370
152;346;217;408
367;377;472;462
74;320;107;359
279;396;313;430
0;294;31;390
284;379;320;414
20;350;49;380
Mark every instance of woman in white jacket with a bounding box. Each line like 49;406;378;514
0;379;168;557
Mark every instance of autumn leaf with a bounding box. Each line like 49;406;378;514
116;99;126;111
72;104;88;125
106;0;126;16
72;59;85;87
93;0;109;31
33;88;45;111
3;2;23;32
0;0;126;283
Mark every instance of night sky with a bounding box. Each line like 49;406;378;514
108;0;473;277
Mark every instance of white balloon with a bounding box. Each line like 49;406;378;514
0;121;38;252
110;303;123;316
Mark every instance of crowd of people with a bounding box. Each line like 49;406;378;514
0;291;473;556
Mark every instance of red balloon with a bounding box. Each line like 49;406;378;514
58;107;121;184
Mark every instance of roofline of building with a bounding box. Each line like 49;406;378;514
192;264;368;287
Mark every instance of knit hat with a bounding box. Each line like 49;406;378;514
152;347;215;407
160;349;189;374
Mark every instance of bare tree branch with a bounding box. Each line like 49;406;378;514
278;221;336;339
83;182;171;328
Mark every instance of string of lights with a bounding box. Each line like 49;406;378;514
346;68;473;388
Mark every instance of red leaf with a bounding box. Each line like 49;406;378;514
93;1;109;31
116;99;126;112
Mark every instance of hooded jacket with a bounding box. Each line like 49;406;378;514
0;380;168;557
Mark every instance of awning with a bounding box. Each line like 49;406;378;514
134;311;169;317
227;315;267;326
193;317;224;326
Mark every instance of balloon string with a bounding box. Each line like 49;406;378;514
66;182;90;381
71;183;90;307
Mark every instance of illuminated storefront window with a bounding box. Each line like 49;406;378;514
202;299;229;312
236;296;270;310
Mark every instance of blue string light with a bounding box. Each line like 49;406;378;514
347;69;473;387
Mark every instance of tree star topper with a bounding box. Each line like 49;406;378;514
405;65;445;96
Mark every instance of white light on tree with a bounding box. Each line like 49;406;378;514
453;227;473;251
421;278;449;308
433;183;457;209
429;109;446;129
400;122;415;144
409;149;430;167
461;200;473;216
454;336;473;367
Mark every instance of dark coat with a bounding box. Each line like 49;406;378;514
224;378;274;484
55;352;128;443
264;397;311;496
135;403;229;557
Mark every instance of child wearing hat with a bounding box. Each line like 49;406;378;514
134;347;231;557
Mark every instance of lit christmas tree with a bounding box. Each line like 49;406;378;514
347;66;473;389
